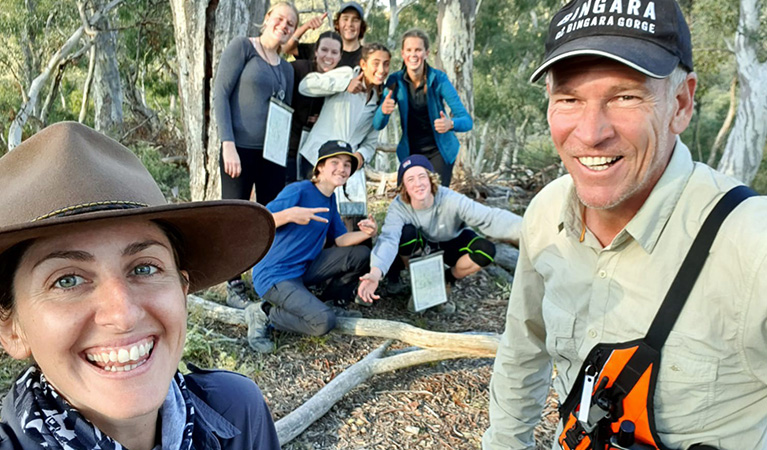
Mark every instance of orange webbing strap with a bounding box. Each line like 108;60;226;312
558;186;756;450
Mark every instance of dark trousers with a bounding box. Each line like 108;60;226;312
220;144;285;205
263;245;370;336
398;224;494;267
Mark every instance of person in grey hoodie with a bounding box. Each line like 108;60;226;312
356;155;522;311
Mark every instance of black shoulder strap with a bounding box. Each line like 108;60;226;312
644;185;757;351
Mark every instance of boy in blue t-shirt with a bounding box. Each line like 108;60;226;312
248;140;377;353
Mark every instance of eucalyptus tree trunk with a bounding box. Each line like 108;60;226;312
170;0;268;201
387;0;417;50
716;0;767;185
436;0;476;174
92;0;124;138
7;0;125;150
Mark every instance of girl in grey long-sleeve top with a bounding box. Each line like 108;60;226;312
213;2;297;207
213;1;298;307
356;155;522;309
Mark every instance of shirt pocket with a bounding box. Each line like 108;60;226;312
654;345;719;432
542;298;578;378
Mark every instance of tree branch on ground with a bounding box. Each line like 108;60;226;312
187;295;500;357
274;340;478;445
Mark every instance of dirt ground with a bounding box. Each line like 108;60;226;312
184;175;558;450
195;267;559;450
0;173;560;449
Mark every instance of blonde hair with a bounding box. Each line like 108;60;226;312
396;170;440;204
259;1;299;33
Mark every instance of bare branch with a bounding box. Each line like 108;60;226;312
77;0;98;36
274;341;477;444
79;45;97;123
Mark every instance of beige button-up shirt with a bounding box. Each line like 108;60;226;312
483;141;767;450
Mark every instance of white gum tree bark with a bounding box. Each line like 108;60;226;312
716;0;767;185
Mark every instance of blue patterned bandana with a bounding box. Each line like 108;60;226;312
10;366;195;450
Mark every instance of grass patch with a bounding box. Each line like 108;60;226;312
0;353;28;394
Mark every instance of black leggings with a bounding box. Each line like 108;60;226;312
398;225;495;267
220;144;285;205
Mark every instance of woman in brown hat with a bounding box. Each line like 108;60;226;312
0;123;280;449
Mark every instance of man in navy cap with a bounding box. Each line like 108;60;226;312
484;0;767;448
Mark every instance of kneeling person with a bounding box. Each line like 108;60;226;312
249;141;377;352
356;155;522;310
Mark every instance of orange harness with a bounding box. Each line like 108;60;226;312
557;186;755;450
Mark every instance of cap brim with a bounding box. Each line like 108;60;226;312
529;35;681;83
0;201;275;293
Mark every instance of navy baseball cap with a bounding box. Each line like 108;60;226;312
397;155;434;186
530;0;693;82
338;1;364;17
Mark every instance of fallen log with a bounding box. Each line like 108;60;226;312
188;294;246;326
333;317;498;357
187;294;501;446
365;169;397;183
187;295;499;357
494;243;519;273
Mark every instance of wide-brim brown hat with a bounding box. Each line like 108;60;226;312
0;122;274;293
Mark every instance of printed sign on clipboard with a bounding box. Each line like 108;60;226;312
262;97;294;167
335;169;367;217
408;251;447;312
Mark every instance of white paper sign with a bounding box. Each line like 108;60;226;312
409;251;447;312
262;97;294;167
336;168;367;217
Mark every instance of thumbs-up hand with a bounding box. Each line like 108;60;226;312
347;72;365;94
381;89;396;115
306;12;328;30
434;110;454;134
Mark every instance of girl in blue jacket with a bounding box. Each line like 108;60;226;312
372;28;473;186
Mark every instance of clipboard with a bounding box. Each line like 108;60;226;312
408;251;447;312
262;97;294;167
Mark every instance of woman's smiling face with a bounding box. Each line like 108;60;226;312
263;4;297;45
315;37;342;73
360;50;391;86
1;219;188;431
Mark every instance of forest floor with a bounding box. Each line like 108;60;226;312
193;264;559;450
0;168;561;449
185;170;560;449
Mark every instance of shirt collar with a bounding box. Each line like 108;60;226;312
559;137;694;253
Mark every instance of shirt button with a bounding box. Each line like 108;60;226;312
588;329;598;338
598;270;607;278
